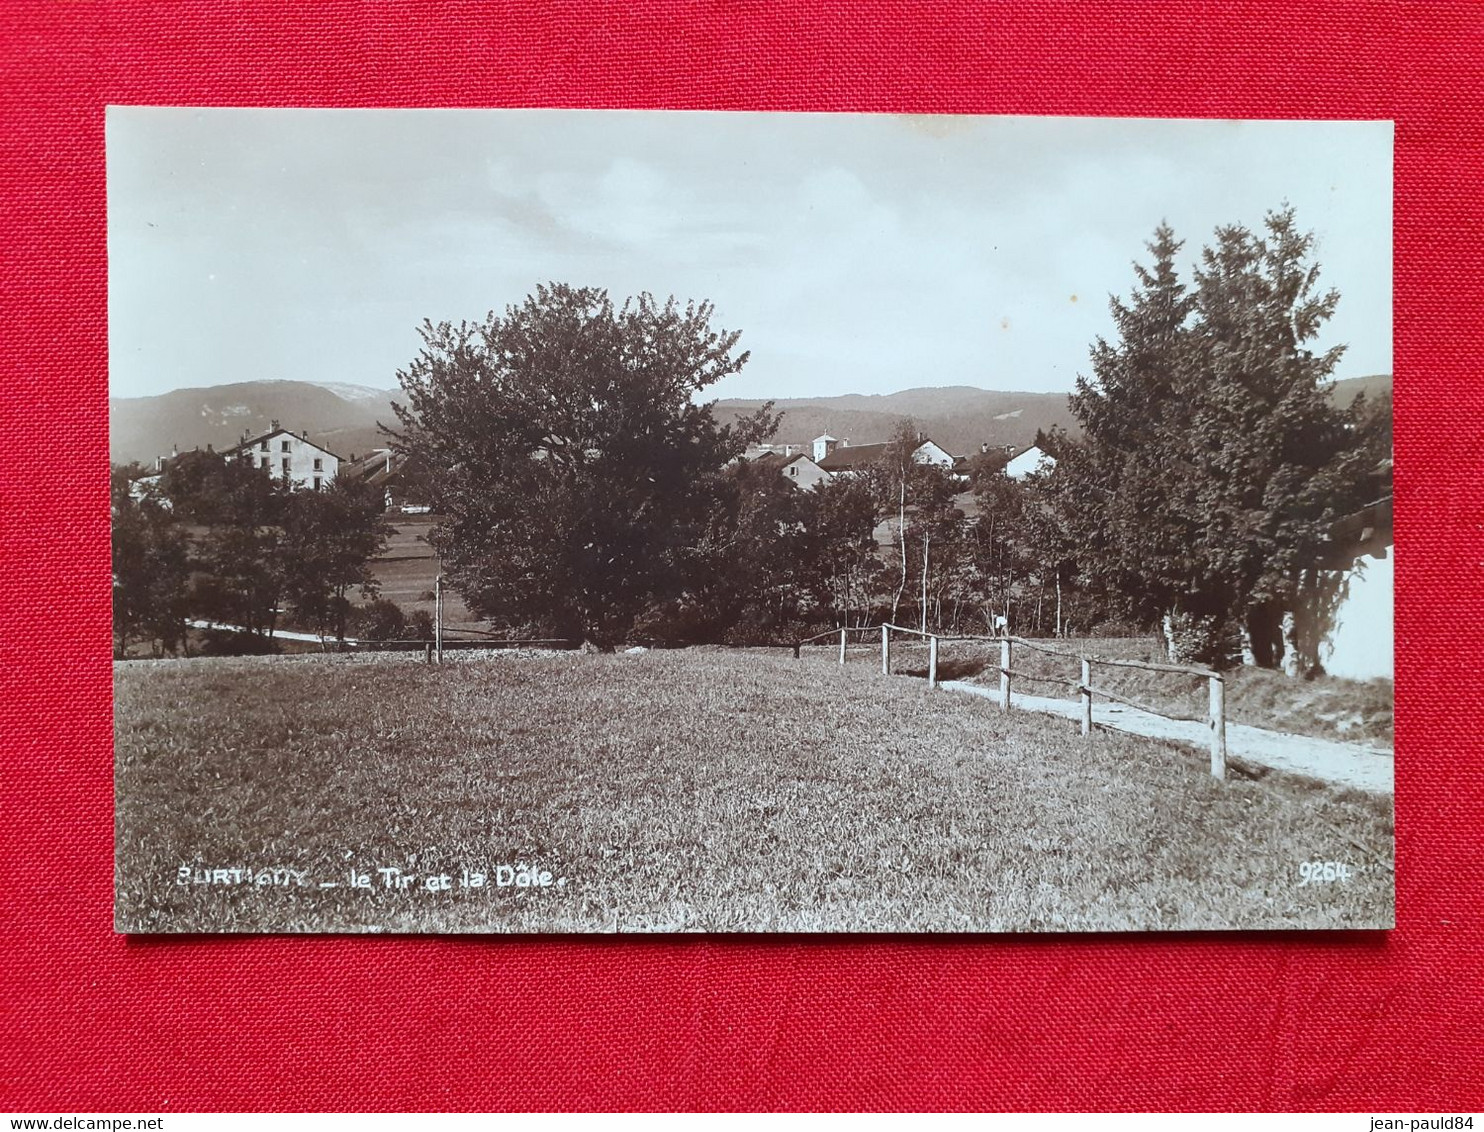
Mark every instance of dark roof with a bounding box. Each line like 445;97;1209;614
752;451;788;469
343;449;405;486
1315;495;1394;568
817;442;889;471
229;427;346;463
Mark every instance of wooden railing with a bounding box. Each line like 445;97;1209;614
796;623;1229;780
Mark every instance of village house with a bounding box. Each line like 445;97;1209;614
228;422;342;490
340;447;432;511
776;451;833;489
1005;444;1055;480
1311;459;1394;681
746;448;832;490
815;434;957;476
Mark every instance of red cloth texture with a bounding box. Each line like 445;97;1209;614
2;1;1480;1113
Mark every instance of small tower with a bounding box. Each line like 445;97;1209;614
812;434;838;463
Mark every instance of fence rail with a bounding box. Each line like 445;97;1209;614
794;623;1229;780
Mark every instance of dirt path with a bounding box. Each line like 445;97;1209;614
940;680;1394;795
186;619;360;645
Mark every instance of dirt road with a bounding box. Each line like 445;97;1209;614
941;680;1394;795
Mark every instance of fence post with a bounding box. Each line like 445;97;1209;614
999;636;1011;710
1080;657;1092;737
1209;674;1227;780
838;628;847;666
881;625;891;676
424;643;432;665
793;640;801;659
928;634;938;689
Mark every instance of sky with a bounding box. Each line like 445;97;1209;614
107;108;1392;402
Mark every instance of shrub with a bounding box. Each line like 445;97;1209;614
197;628;280;656
350;599;406;642
402;610;434;640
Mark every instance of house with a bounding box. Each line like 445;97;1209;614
817;436;957;477
228;422;342;490
126;471;164;503
342;447;434;511
744;442;807;460
778;452;832;490
750;449;833;490
1005;445;1055;480
1311;469;1394;681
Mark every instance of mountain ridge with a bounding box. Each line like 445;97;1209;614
108;375;1391;467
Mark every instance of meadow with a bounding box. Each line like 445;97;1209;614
114;648;1393;934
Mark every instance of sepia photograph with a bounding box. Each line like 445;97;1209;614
109;107;1394;933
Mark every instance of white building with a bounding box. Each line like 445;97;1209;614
1005;445;1056;480
1315;492;1394;681
780;453;833;490
229;424;342;490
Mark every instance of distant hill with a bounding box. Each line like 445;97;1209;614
1329;373;1392;408
719;375;1392;457
109;380;403;466
110;374;1392;467
713;386;1079;457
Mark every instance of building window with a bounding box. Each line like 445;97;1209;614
313;477;321;490
259;440;268;452
282;458;290;473
313;457;322;471
260;456;268;468
281;440;291;452
789;466;798;476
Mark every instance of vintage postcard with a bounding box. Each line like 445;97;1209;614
110;108;1393;933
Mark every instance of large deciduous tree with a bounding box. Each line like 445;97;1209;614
390;284;773;648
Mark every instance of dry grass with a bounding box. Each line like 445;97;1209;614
115;648;1393;934
890;636;1394;748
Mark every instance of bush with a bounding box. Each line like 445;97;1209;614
197;628;280;656
402;610;434;640
349;599;406;642
1163;610;1243;670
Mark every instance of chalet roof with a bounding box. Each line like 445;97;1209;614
752;451;788;469
229;427;345;463
813;433;836;442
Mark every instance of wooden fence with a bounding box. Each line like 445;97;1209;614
797;623;1229;780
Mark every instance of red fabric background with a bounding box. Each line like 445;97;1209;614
3;1;1481;1112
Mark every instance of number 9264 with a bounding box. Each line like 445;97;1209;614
1298;860;1353;886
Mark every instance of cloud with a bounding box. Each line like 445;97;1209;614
107;109;1392;402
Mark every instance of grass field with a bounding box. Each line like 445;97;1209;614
115;648;1393;934
355;514;476;630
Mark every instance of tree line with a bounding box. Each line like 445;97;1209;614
389;208;1386;671
111;451;393;657
112;206;1389;674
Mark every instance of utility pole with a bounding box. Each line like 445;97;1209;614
434;570;444;665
